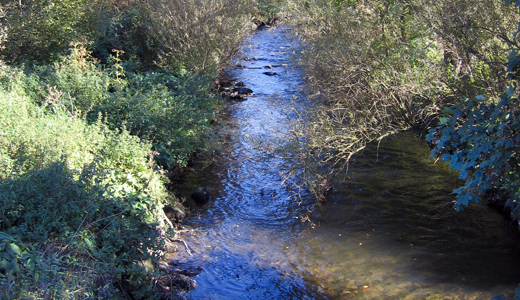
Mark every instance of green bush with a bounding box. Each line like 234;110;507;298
0;162;164;299
94;69;219;169
146;0;253;72
426;0;520;215
0;0;100;63
283;0;448;199
91;3;158;69
434;0;517;100
10;42;218;170
0;0;258;297
23;42;112;118
281;0;518;201
427;89;520;212
0;67;174;298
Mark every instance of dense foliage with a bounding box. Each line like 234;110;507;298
0;0;99;63
427;90;520;212
22;43;220;169
2;0;519;296
146;0;252;72
0;0;253;298
0;70;173;298
426;0;520;217
284;0;520;211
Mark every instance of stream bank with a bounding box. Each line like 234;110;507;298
169;26;520;300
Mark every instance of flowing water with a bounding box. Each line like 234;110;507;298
171;27;520;299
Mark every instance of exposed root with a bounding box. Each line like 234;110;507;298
169;238;192;256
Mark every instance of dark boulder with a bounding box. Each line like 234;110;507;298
216;77;253;101
191;187;210;204
236;87;253;95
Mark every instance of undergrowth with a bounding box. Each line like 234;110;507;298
0;68;176;298
282;0;519;206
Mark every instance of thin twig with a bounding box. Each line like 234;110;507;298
169;238;192;256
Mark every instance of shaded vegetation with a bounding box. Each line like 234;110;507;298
0;71;173;298
283;0;520;216
426;0;520;219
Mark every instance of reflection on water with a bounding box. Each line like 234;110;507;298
171;27;520;299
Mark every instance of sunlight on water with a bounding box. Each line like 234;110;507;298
171;27;520;300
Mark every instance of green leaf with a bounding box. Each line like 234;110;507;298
7;243;21;257
0;232;16;242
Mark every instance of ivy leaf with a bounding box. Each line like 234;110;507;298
507;50;520;71
441;154;451;162
429;148;437;159
453;108;462;117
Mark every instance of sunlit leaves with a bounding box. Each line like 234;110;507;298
0;0;99;63
0;69;175;298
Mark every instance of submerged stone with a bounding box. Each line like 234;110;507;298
191;187;210;204
236;87;253;95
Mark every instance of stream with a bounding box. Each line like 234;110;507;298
171;26;520;299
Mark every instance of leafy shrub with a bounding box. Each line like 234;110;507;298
426;0;520;215
23;42;112;118
93;67;219;169
146;0;253;72
283;0;448;198
421;0;520;217
434;0;517;100
427;89;520;212
0;162;165;299
10;42;218;170
0;0;257;297
254;0;291;24
91;3;159;69
281;0;519;201
0;67;171;215
0;67;174;298
0;68;103;177
0;0;101;63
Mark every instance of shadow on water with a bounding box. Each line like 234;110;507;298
310;132;520;297
171;27;520;299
